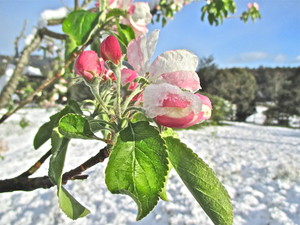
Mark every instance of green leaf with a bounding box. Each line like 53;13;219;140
107;8;127;18
49;129;90;219
62;10;99;46
105;121;168;220
49;129;70;187
58;113;97;140
34;121;54;149
116;23;135;53
130;112;148;123
34;101;82;149
65;37;78;73
164;137;233;225
58;187;90;219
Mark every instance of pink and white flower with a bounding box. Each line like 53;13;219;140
247;2;259;10
143;83;211;128
125;2;152;36
121;68;138;90
127;30;200;92
96;0;151;36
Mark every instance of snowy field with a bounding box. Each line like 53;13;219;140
0;108;299;225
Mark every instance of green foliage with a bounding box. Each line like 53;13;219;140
62;10;99;46
164;137;233;225
200;66;257;121
19;117;30;129
201;0;236;25
58;113;97;140
106;8;127;19
105;121;168;220
33;100;82;149
265;67;300;125
49;129;90;219
116;23;135;54
204;93;232;124
241;5;261;22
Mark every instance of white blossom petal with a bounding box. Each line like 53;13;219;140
148;49;198;80
127;30;159;75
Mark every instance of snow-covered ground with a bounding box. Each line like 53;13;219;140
0;108;299;225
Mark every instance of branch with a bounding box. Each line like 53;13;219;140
0;39;92;124
40;27;68;40
74;0;79;10
46;18;65;26
0;146;109;193
17;149;52;178
0;29;43;109
14;20;28;58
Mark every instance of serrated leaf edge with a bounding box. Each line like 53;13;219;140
165;137;233;225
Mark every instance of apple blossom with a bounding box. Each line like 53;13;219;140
75;50;103;82
95;0;151;36
125;2;152;36
127;30;200;92
100;35;122;65
248;2;259;10
121;68;138;90
143;83;211;128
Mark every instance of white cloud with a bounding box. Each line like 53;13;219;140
228;51;269;63
228;52;291;65
295;55;300;62
274;54;286;63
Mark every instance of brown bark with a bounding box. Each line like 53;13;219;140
0;30;43;108
0;146;109;193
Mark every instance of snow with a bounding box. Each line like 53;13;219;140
0;108;299;225
38;7;68;28
24;66;42;76
0;64;15;93
246;105;268;124
25;28;37;46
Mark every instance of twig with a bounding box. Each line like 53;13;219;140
81;0;94;8
0;146;109;193
40;27;68;40
14;20;28;57
74;0;79;10
0;29;43;109
0;39;92;124
17;149;52;178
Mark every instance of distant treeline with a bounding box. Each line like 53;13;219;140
197;56;300;125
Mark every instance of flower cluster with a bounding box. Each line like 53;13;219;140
127;30;212;128
96;0;152;36
75;30;211;128
247;2;259;11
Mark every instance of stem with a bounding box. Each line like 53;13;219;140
89;83;110;115
114;68;122;118
0;146;109;193
122;87;143;114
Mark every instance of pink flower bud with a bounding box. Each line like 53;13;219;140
100;36;122;64
75;50;103;82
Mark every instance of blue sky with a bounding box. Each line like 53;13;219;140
0;0;299;68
